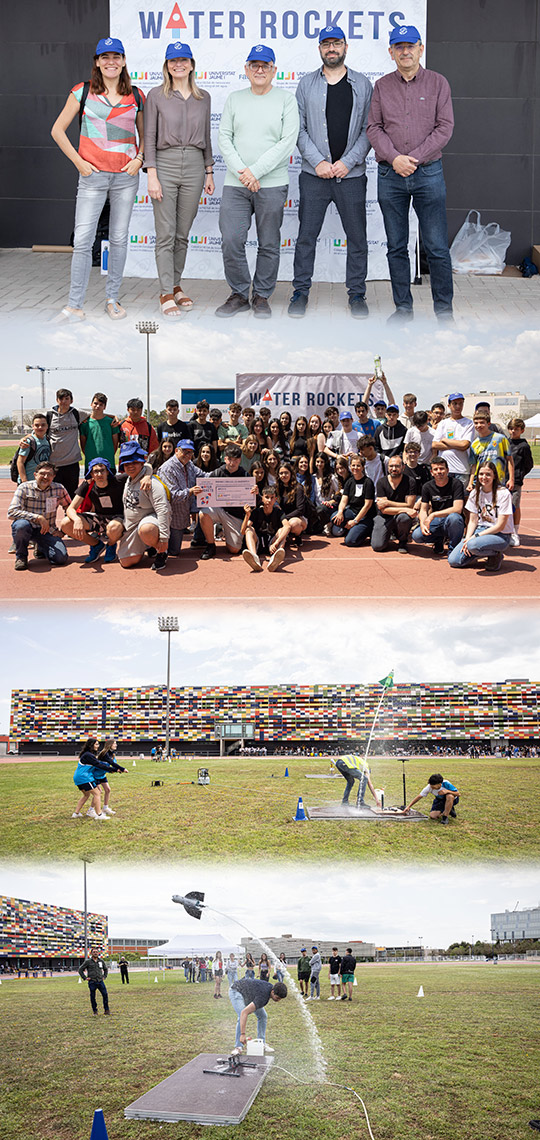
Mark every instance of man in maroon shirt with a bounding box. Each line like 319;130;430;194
367;24;454;322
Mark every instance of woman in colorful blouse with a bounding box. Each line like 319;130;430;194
51;37;144;321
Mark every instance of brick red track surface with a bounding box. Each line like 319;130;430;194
2;482;539;604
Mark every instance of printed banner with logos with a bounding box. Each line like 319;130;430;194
235;373;388;418
110;0;427;279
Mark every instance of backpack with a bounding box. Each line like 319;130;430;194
78;81;144;127
10;438;37;483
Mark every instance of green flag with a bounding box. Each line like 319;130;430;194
379;670;394;689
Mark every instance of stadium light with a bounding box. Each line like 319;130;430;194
158;617;179;760
136;321;159;420
80;856;94;958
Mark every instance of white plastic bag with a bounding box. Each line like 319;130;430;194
450;210;511;275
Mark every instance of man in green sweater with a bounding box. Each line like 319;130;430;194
216;44;300;319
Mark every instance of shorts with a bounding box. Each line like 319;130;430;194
329;972;341;983
298;972;310;982
79;512;124;539
117;516;161;560
432;793;459;812
201;507;243;551
511;486;522;510
74;781;95;792
341;973;355;984
94;778;110;786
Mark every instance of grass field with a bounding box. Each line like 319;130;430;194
1;963;538;1140
1;754;539;863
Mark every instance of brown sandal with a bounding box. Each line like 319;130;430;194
173;285;194;310
160;293;182;317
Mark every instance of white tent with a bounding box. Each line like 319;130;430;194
146;934;242;961
524;414;540;427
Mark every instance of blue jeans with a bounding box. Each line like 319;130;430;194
168;527;185;556
11;519;68;565
293;172;367;296
335;759;367;804
331;507;373;546
229;987;267;1047
412;513;464;553
88;979;109;1013
219;184;288;298
448;527;511;568
69;170;139;307
377;160;453;313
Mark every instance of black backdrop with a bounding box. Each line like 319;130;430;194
1;0;539;261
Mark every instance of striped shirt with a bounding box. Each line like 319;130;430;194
8;480;71;535
71;83;144;172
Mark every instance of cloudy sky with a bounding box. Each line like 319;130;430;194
1;860;539;947
1;312;539;417
1;602;538;734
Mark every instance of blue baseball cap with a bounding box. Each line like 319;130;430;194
246;44;275;64
339;410;354;421
319;25;346;42
176;438;195;450
95;37;125;56
386;404;400;413
448;392;464;402
389;24;422;46
165;41;193;60
87;457;112;473
119;441;147;468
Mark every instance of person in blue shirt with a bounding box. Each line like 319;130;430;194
403;773;460;825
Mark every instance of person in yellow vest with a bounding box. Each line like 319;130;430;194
331;754;382;807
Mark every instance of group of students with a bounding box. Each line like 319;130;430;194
72;737;126;820
8;385;533;574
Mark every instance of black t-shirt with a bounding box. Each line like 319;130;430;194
75;474;126;517
157;420;193;448
326;73;353;164
403;463;431;496
251;503;285;539
376;474;415;508
232;978;273;1009
342;475;376;516
192;421;218;451
421;475;464;513
212;463;247;519
279;482;306;520
329;955;342;975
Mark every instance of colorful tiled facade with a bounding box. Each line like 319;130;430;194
0;896;108;958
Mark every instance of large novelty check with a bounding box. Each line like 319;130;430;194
198;478;256;509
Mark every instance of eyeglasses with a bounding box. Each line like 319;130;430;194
321;39;343;48
248;62;272;72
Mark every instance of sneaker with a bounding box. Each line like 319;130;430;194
8;541;16;554
340;994;348;1001
95;813;110;821
252;294;272;319
145;547;157;559
215;292;250;318
263;1043;274;1054
14;557;28;571
509;532;520;547
449;807;457;818
433;541;445;556
267;548;285;572
387;308;413;323
34;548;47;560
305;996;312;1001
84;540;105;565
348;997;352;1002
102;806;116;816
287;290;308;318
152;551;168;571
201;544;216;560
323;524;332;537
87;808;99;820
349;295;369;319
104;543;117;564
484;552;504;572
243;550;263;572
397;545;409;554
439;815;449;825
71;812;83;818
292;535;303;548
190;538;206;548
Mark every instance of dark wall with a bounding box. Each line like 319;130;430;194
1;0;539;261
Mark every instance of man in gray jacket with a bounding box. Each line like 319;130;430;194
288;25;372;319
79;947;110;1015
307;945;322;1000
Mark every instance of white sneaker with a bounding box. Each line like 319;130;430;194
263;1043;274;1054
305;996;312;1001
102;806;116;815
267;548;285;572
327;996;335;1000
71;812;83;818
243;550;262;571
509;532;520;547
87;808;99;819
95;813;110;820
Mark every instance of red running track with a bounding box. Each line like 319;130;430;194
1;482;539;605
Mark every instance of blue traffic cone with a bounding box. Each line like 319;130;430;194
295;796;307;821
90;1109;109;1140
284;767;289;777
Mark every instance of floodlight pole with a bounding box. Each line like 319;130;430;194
356;678;392;808
158;617;179;760
136;321;159;420
81;856;93;958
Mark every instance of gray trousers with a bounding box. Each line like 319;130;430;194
152;146;205;293
371;512;414;551
219;184;287;299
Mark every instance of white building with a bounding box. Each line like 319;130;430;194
490;906;540;942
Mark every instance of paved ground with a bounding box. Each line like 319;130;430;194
1;248;539;324
2;479;538;605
